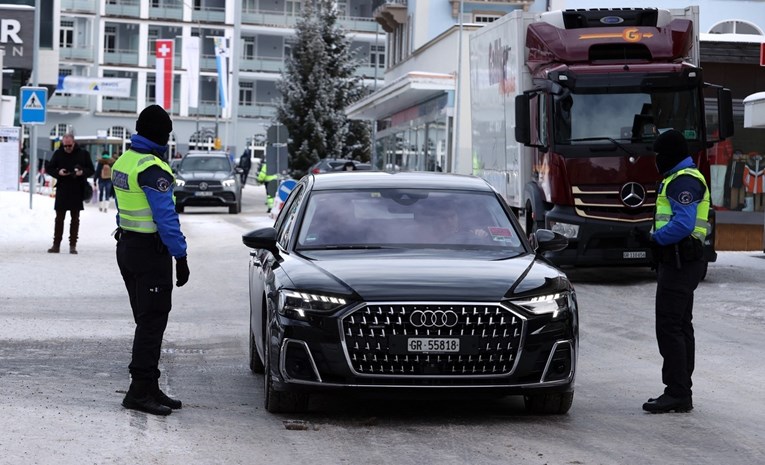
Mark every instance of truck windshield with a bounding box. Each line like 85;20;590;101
554;89;701;145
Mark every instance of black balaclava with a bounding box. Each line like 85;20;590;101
136;104;173;147
653;129;688;175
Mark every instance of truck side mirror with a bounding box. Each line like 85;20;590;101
515;94;531;145
718;88;734;140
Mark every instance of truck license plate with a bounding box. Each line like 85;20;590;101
407;337;459;353
623;251;646;259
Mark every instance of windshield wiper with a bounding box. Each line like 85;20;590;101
565;137;637;157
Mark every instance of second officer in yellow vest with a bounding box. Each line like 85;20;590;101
642;129;710;414
112;104;189;416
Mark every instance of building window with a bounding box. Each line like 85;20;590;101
287;0;300;16
370;44;384;68
147;75;156;101
474;14;501;23
105;25;117;53
60;20;74;49
148;28;158;55
240;82;253;106
243;37;255;60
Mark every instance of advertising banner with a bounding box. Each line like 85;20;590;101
56;76;131;97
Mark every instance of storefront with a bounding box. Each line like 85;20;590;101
701;36;765;250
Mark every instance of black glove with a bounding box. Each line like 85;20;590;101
631;227;653;246
175;256;190;287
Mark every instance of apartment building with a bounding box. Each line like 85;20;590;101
49;0;385;155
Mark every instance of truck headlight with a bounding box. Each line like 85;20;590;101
278;290;347;318
548;221;579;239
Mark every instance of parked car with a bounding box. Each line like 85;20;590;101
242;172;578;414
174;151;242;214
331;160;373;171
307;158;358;174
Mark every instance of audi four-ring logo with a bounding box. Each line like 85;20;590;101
409;310;459;328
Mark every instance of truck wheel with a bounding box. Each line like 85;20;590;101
524;391;574;415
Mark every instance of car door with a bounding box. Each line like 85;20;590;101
252;183;307;358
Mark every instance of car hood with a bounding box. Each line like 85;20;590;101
177;171;233;181
282;251;569;301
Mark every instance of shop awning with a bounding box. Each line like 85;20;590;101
744;91;765;128
346;72;454;121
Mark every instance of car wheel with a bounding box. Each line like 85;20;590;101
263;326;309;413
175;204;184;213
249;328;264;373
229;203;238;214
524;391;574;415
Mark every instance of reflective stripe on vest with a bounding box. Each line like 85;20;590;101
655;167;710;242
112;150;175;233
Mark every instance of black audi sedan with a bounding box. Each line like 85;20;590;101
242;172;578;414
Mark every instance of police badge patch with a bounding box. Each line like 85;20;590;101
678;191;694;205
156;177;171;192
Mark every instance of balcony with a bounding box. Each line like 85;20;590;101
239;103;277;119
149;4;184;20
374;1;407;33
60;47;95;62
240;56;283;73
105;0;140;17
192;6;226;23
102;98;138;113
103;49;140;66
48;94;90;111
241;8;378;33
61;0;97;13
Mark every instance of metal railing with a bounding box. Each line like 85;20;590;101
102;98;138;113
105;0;140;17
103;49;139;66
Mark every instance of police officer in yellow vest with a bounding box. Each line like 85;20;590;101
112;105;190;416
256;162;278;212
641;129;710;414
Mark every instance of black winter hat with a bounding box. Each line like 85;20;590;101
653;129;688;174
136;104;173;146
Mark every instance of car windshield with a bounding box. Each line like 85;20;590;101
296;189;524;251
180;156;232;172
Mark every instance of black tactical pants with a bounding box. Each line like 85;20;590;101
655;257;705;398
116;231;173;382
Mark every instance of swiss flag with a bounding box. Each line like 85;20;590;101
155;39;174;111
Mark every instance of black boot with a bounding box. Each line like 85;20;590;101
151;381;182;410
642;393;693;413
122;380;172;416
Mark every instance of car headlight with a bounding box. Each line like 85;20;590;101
511;292;571;318
278;290;347;318
175;178;185;187
222;177;237;187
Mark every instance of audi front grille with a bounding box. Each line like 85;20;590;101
340;303;524;378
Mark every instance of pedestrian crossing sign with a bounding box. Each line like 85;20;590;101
20;86;48;125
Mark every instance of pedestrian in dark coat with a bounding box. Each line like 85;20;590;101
238;148;252;186
46;134;94;254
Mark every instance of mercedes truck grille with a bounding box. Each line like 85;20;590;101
572;184;656;222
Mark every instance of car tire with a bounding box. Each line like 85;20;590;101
175;204;184;213
229;203;238;214
524;391;574;415
263;326;309;413
249;329;264;374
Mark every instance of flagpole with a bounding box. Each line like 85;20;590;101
29;0;41;209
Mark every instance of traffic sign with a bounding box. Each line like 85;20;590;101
277;179;297;202
20;86;47;125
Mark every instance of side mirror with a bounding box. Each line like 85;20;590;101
242;227;278;254
531;229;568;253
235;167;244;174
515;94;531;145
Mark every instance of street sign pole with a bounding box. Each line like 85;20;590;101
29;0;41;209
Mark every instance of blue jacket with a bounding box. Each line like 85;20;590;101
652;156;707;246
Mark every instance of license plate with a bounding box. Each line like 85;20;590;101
194;191;214;196
407;337;459;353
623;251;647;259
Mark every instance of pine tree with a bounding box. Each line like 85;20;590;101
276;0;371;177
